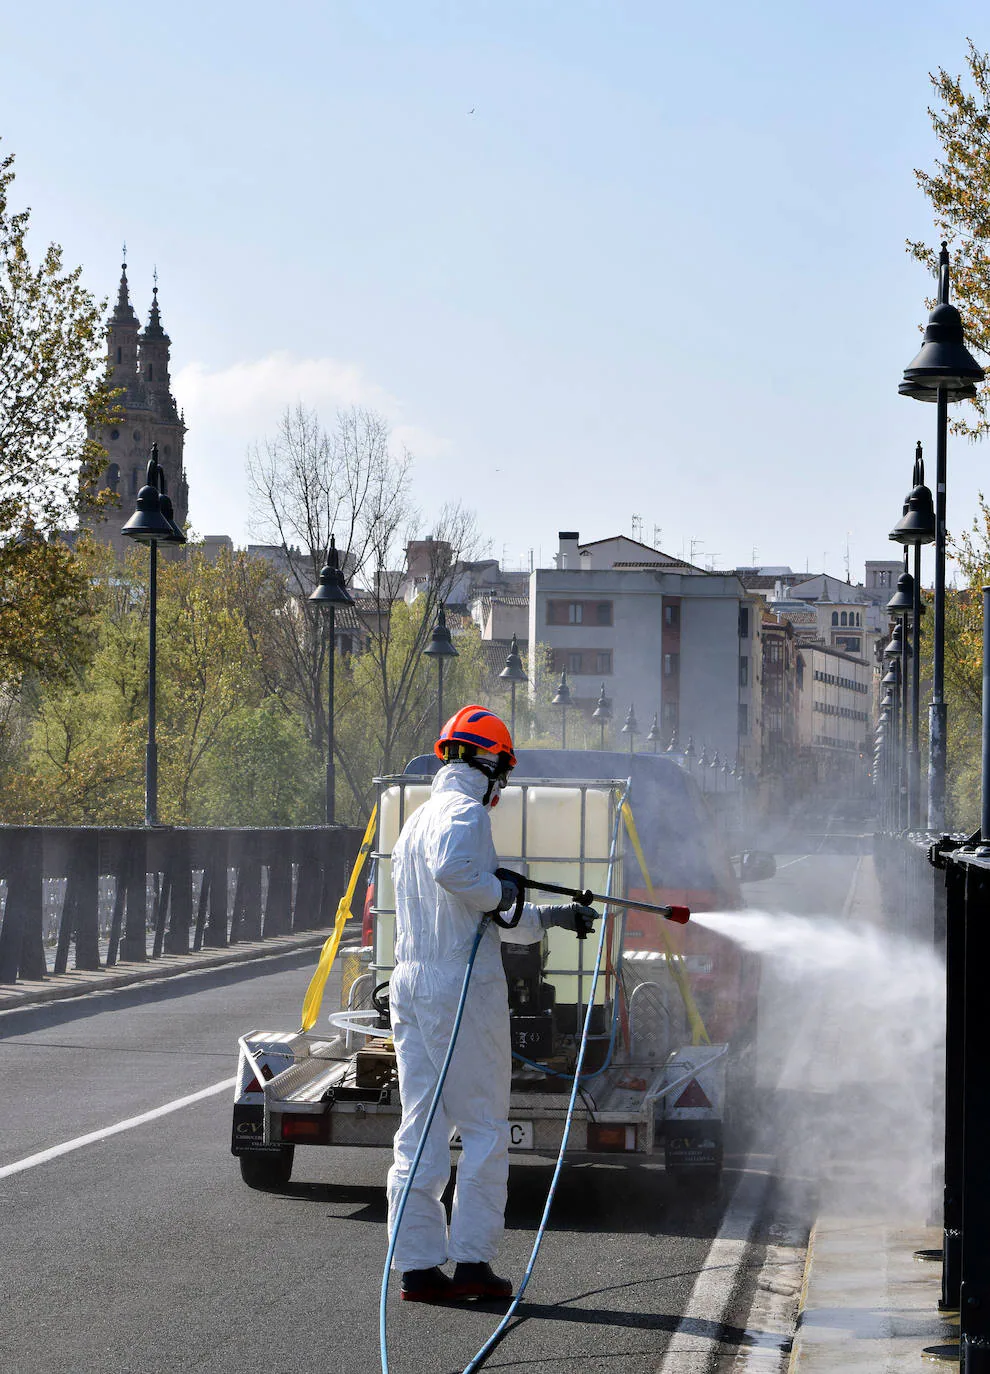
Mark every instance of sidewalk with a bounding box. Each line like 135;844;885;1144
786;850;955;1369
788;1221;956;1370
0;928;351;1017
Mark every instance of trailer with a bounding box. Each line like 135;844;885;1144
232;754;756;1191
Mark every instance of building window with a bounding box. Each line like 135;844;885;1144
662;701;678;725
665;604;680;629
739;703;749;736
739;656;749;687
595;602;612;625
831;611;839;626
595;650;612;674
663;652;679;677
116;346;122;363
738;606;749;638
110;429;120;441
767;639;782;664
568;652;583;673
568;603;583;624
133;430;141;441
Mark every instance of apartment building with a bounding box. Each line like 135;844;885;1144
529;532;758;761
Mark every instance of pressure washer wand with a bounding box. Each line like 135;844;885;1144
495;867;690;929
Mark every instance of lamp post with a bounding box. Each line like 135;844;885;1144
682;735;696;778
122;444;185;827
890;443;935;828
900;244;985;830
881;657;903;828
591;681;612;750
552;670;571;748
309;536;355;825
621;705;638;755
647;713;662;753
498;633;528;738
424;603;459;740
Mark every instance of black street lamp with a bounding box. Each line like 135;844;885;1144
309;536;355;825
621;704;638;755
424;603;459;740
647;712;663;753
122;444;185;827
900;244;985;829
890;442;935;828
498;633;528;738
591;681;612;749
552;670;571;748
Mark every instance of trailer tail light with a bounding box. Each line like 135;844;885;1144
280;1114;325;1142
587;1123;636;1152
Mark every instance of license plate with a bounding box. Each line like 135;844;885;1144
508;1120;534;1150
451;1121;534;1150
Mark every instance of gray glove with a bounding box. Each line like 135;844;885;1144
496;875;521;912
538;902;597;936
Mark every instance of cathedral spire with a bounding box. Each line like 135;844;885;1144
138;278;177;420
108;257;141;393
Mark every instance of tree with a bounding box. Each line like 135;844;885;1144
245;403;483;816
910;40;990;436
0;146;116;689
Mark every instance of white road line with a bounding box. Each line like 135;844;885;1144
0;1077;236;1181
653;1156;773;1372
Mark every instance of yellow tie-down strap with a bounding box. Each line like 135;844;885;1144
621;801;711;1047
300;805;378;1033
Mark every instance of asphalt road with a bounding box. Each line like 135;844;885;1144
0;830;867;1374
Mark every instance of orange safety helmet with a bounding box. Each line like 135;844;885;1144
435;705;517;769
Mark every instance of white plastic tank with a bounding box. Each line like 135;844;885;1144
372;779;620;1011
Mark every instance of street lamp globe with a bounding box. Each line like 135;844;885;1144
498;633;528;737
591;681;612;750
309;535;355;824
424;603;459;740
552;670;572;749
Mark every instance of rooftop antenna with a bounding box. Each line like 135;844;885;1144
844;532;851;584
631;513;643;541
653;524;662;549
122;240;127;263
689;538;703;562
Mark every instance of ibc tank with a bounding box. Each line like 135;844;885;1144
373;779;620;1012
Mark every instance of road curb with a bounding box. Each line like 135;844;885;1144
0;932;362;1018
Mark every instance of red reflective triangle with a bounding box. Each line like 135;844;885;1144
673;1078;712;1109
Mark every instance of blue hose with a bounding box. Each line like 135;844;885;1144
379;918;487;1374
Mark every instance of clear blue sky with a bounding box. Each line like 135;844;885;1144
3;1;988;578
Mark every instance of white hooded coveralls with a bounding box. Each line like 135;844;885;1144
385;763;544;1272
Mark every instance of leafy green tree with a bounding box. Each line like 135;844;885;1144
192;700;323;826
0;146;116;691
910;40;990;436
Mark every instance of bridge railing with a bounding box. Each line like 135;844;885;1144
0;825;365;985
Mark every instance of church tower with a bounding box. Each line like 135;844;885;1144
85;260;188;556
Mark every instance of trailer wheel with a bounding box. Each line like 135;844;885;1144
239;1146;294;1190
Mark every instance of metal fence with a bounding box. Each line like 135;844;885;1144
0;825;365;985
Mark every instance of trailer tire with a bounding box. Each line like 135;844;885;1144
239;1146;294;1190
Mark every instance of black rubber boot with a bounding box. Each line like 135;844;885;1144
450;1261;513;1300
400;1266;457;1303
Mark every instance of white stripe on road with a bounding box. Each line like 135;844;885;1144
0;1077;236;1180
653;1155;773;1372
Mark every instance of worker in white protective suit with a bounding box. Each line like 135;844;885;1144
386;705;596;1303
